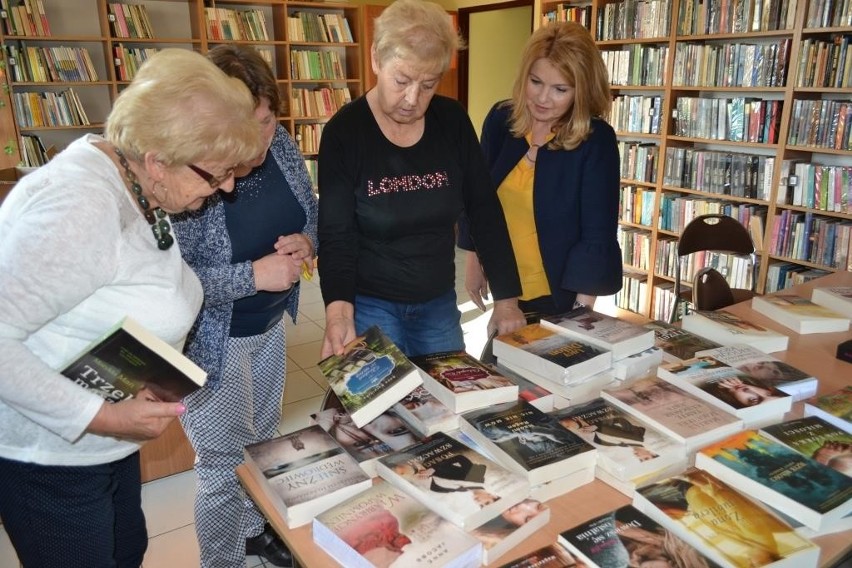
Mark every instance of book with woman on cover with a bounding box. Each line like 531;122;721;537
751;294;850;334
643;320;722;364
804;385;852;434
375;431;530;530
680;310;789;353
470;499;550;565
318;325;423;427
540;307;655;360
459;399;597;485
761;416;852;478
634;467;819;568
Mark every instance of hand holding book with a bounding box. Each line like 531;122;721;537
86;388;186;442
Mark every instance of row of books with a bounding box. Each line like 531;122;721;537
619;227;652;271
203;7;269;42
618;141;658;183
616;271;650;314
19;133;49;168
6;44;99;83
805;0;852;27
610;95;663;135
796;35;852;89
677;0;798;35
595;0;673;41
12;89;90;129
672;39;790;88
786;99;852;151
541;3;592;28
287;11;354;44
289;49;346;81
619;185;656;227
303;158;318;191
663;147;774;200
295;123;324;156
601;44;669;87
107;2;154;40
765;262;831;294
291;87;352;119
657;194;766;235
653;281;684;321
769;209;852;270
113;45;158;83
0;0;50;37
672;97;782;144
777;161;851;214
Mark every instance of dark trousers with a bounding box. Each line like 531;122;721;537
0;452;147;568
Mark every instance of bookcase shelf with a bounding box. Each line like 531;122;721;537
537;0;851;320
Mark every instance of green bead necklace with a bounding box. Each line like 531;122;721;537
114;147;174;251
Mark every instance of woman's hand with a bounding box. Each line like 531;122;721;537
86;389;185;442
464;251;490;311
275;233;315;277
253;250;303;292
488;298;526;337
322;301;357;358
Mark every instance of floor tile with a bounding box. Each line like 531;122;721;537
286;340;323;370
141;470;197;538
296;284;324;305
143;524;200;568
283;369;326;404
298;300;327;325
278;394;325;435
302;365;328;389
0;524;19;568
284;319;325;347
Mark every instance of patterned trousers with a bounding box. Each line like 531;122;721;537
180;322;286;568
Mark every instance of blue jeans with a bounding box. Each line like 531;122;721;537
355;289;464;357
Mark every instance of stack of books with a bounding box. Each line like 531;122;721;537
681;310;790;353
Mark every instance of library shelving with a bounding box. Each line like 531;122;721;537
535;0;852;320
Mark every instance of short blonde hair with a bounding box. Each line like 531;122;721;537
105;48;262;166
373;0;462;74
509;22;611;150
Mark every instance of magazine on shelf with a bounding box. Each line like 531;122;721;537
540;307;655;360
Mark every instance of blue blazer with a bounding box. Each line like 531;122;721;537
460;102;622;312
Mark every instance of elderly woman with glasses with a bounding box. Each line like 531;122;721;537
0;48;262;568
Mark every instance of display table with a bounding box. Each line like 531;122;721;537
238;270;852;567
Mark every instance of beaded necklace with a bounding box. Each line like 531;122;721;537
114;147;174;250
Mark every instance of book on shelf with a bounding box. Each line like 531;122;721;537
496;543;589;568
312;478;482;568
601;377;744;453
540;307;655;360
610;346;664;381
681;310;790;353
634;467;819;568
410;350;518;414
242;424;372;528
810;286;852;319
695;429;852;532
493;323;612;385
558;504;723;568
643;320;723;364
656;356;792;427
550;397;686;484
803;386;852;434
374;431;530;531
318;325;423;427
751;294;850;334
459;399;597;485
470;499;550;565
494;363;560;412
498;359;614;406
694;344;817;401
761;416;852;479
391;384;459;438
60;316;206;403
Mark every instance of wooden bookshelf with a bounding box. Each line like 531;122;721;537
536;0;852;321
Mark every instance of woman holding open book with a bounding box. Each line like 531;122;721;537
461;22;622;320
0;49;262;568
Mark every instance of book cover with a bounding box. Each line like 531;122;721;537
751;294;850;334
312;479;482;568
460;400;597;485
497;544;589;568
391;385;459;437
493;363;558;412
61;316;206;403
643;320;722;364
810;286;852;319
550;397;685;482
243;424;372;527
558;504;722;568
635;467;818;568
493;323;612;385
375;431;530;530
471;499;551;565
695;429;852;531
411;350;518;414
318;326;423;427
761;416;852;478
498;359;615;405
540;307;655;360
803;386;852;434
681;310;790;353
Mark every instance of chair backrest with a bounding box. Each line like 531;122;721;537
692;267;736;311
677;214;755;257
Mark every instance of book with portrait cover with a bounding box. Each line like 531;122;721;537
557;504;722;568
803;386;852;434
540;307;655;360
810;286;852;318
496;544;589;568
60;316;207;403
312;478;482;568
318;325;423;427
550;397;686;483
695;430;852;531
471;499;550;565
681;310;789;353
242;424;372;528
601;377;743;452
634;467;819;568
751;294;850;334
643;320;722;364
493;323;612;385
694;344;817;401
374;431;530;530
411;350;518;414
391;385;459;437
459;399;597;485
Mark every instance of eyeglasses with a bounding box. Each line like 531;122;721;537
187;163;236;189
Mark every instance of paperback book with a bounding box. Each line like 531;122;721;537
681;310;789;353
242;424;372;528
496;544;589;568
634;467;819;568
494;363;559;412
312;479;482;568
643;320;722;364
528;466;596;502
411;350;518;414
498;359;615;405
751;294;850;334
61;316;206;403
375;431;530;530
810;286;852;319
695;430;852;532
470;499;550;565
391;385;459;437
804;386;852;434
540;307;655;360
610;346;663;381
318;325;423;427
459;400;597;485
761;416;852;478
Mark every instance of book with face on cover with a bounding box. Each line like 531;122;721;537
496;544;590;568
810;286;852;319
391;385;459;437
470;499;550;565
803;386;852;434
761;416;852;479
643;320;723;364
681;310;790;353
751;294;850;334
540;307;655;360
318;325;423;427
311;478;482;568
634;467;819;568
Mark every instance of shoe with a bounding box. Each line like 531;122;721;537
246;524;294;567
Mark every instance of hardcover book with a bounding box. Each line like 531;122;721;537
761;416;852;479
391;385;459;437
312;479;482;568
810;286;852;319
751;294;850;334
61;316;206;403
459;400;597;485
681;310;789;353
634;467;819;568
496;544;589;568
803;386;852;434
411;351;518;414
470;499;550;565
695;430;852;531
242;424;372;528
375;431;530;530
643;320;723;364
493;323;612;385
318;325;423;427
498;359;614;406
540;307;655;360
